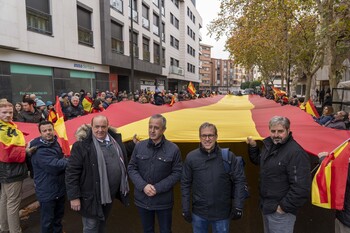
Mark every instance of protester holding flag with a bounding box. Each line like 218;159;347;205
246;116;311;233
29;121;68;233
0;99;32;233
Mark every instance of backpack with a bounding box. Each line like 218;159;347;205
221;148;249;199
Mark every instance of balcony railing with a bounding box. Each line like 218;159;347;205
128;7;138;22
153;25;159;36
154;55;160;65
130;44;139;58
169;65;184;76
78;26;93;47
142;17;149;29
143;50;150;61
110;0;123;13
111;37;124;54
26;7;52;35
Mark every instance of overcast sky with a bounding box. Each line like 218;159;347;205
196;0;230;59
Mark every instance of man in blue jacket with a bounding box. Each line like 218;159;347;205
30;121;68;233
128;114;182;233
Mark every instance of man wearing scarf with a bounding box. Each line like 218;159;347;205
66;115;134;233
0;99;28;233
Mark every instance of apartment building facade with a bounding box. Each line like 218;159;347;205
0;0;202;103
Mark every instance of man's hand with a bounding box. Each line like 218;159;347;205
182;211;192;223
317;152;328;159
70;199;81;211
132;134;140;144
246;136;257;147
230;208;243;220
276;205;285;214
143;184;157;197
25;146;37;156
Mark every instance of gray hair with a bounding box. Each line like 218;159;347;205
71;95;79;101
269;116;290;130
199;122;218;136
150;114;166;129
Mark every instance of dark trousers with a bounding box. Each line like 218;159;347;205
82;203;113;233
40;196;65;233
137;207;173;233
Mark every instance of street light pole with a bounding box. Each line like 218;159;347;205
130;0;135;95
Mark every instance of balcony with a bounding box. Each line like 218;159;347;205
169;66;184;76
128;7;138;22
111;38;124;54
142;17;149;29
130;45;139;58
78;26;93;47
153;25;159;36
143;50;150;61
26;7;52;35
110;0;123;13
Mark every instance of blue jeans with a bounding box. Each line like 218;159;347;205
262;212;296;233
40;196;65;233
82;203;113;233
137;207;172;233
192;213;230;233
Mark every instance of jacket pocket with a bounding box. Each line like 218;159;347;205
81;192;97;215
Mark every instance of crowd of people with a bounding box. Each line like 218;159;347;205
11;89;216;124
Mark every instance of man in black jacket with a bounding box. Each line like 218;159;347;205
128;114;182;233
66;115;134;233
30;121;67;233
247;116;311;233
181;122;247;233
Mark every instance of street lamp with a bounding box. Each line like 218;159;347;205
130;0;135;94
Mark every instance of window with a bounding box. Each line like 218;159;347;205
187;7;195;23
26;0;52;35
170;57;179;67
110;0;123;13
129;0;138;22
77;5;93;47
153;43;160;65
170;35;179;50
187;45;195;57
161;22;165;42
172;0;179;8
153;14;159;36
130;31;139;58
187;63;195;73
170;13;179;29
162;48;165;67
142;4;149;29
111;21;124;54
143;37;150;61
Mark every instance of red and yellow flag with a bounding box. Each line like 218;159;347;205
49;96;70;156
82;96;93;114
300;99;320;118
312;139;350;209
187;82;196;96
169;95;175;107
0;120;26;163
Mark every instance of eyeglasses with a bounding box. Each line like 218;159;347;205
200;134;216;140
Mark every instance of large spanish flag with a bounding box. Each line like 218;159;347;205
312;139;350;209
16;95;350;156
49;96;70;156
0;120;26;163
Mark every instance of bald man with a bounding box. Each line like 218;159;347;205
66;115;135;233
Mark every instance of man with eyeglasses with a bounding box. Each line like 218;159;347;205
181;122;247;233
246;116;311;233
